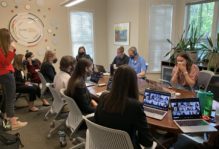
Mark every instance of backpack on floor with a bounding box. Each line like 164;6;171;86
0;132;24;149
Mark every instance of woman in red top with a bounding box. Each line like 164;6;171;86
0;28;27;130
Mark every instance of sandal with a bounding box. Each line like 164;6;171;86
42;99;50;106
11;121;28;131
29;106;39;112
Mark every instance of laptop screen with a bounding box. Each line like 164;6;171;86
143;89;171;111
170;98;202;120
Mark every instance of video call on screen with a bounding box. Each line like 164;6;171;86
171;101;200;117
144;92;169;110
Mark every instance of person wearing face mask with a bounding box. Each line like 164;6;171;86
76;46;93;62
40;50;57;83
128;47;147;78
54;55;76;92
13;54;50;111
25;51;41;84
171;52;199;90
65;58;97;114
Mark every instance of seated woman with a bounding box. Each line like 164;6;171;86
25;51;41;84
40;50;57;83
54;55;76;92
13;54;49;112
65;58;97;114
94;65;153;149
171;52;199;90
76;46;93;62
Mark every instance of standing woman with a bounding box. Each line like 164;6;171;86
0;28;27;130
94;65;153;149
40;50;57;83
171;52;199;90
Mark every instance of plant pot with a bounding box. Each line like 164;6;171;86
187;51;197;62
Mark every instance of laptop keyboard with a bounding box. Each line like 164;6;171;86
144;107;165;115
176;120;208;126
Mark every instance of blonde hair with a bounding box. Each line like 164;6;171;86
13;54;26;71
43;50;56;62
0;28;11;56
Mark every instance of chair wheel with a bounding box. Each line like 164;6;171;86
50;122;55;128
47;134;51;138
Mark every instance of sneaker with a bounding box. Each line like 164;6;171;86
11;121;28;131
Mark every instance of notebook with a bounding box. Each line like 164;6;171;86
143;89;171;120
170;98;217;133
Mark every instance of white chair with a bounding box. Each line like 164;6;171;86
83;115;134;149
60;88;85;149
37;71;49;97
197;70;214;90
46;84;67;138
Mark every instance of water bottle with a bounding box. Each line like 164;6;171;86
58;130;67;147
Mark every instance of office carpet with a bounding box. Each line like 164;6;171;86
9;97;85;149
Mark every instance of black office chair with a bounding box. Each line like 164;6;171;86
207;75;219;102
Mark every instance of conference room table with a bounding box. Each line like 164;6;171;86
88;75;198;133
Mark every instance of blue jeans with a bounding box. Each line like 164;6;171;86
0;72;16;117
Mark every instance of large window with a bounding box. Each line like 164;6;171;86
148;5;173;72
70;12;94;58
185;1;219;42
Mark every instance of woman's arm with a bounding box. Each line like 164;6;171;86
171;66;179;84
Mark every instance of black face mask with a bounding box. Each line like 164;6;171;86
22;60;28;65
79;52;85;56
53;58;58;64
130;55;135;59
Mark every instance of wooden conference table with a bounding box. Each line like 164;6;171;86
88;75;196;133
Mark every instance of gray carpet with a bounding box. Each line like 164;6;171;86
9;97;84;149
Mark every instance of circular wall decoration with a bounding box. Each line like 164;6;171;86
9;12;44;47
25;4;31;10
1;1;8;7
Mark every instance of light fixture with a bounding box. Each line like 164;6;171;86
60;0;86;7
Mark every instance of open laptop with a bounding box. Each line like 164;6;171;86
143;89;171;120
95;65;106;73
86;72;101;87
170;98;217;133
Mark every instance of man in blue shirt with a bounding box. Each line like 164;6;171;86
128;47;146;78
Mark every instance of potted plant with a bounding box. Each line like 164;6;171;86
201;33;219;73
165;25;203;63
165;29;189;63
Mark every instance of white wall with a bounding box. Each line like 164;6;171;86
0;0;70;69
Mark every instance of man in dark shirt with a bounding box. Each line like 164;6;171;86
110;46;129;75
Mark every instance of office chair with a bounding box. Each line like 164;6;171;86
197;70;214;91
60;88;86;149
207;75;219;102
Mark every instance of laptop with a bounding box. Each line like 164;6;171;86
143;89;171;120
170;98;217;133
86;72;101;87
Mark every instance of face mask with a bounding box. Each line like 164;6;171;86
53;58;58;64
79;52;85;56
22;60;28;65
130;55;135;59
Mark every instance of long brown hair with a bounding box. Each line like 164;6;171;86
0;28;11;56
43;50;56;62
103;65;139;114
65;58;92;96
13;54;26;71
176;52;193;73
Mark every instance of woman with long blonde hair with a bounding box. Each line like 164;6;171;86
0;28;27;130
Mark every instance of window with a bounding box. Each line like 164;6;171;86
70;12;94;58
185;1;219;43
148;5;173;72
186;2;215;38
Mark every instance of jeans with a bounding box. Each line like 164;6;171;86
0;72;16;117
